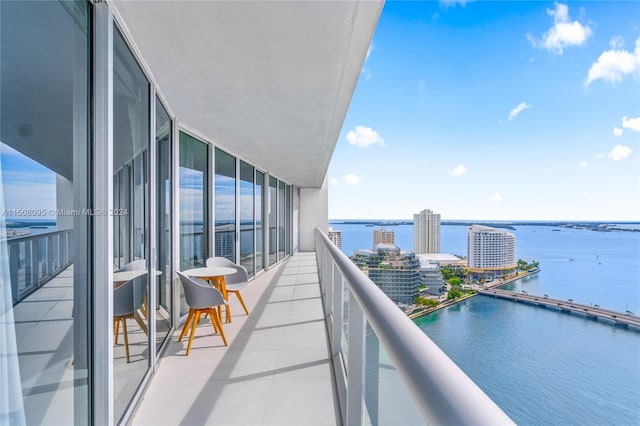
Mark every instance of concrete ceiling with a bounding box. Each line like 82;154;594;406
113;0;382;188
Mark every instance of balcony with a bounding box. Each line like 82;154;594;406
133;252;339;425
131;230;513;425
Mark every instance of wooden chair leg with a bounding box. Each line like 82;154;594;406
122;318;130;363
186;309;201;356
234;291;249;315
208;308;219;334
211;309;228;346
114;318;120;344
179;309;194;342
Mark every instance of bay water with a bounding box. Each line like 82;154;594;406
332;222;640;425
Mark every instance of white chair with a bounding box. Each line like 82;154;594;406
113;274;147;363
176;271;228;354
115;259;146;272
206;257;250;316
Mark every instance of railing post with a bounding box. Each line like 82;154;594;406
332;271;343;356
347;291;365;426
47;234;54;279
325;260;334;320
9;243;20;304
29;239;37;287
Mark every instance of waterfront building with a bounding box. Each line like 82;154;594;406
467;225;517;279
0;2;512;425
373;228;394;246
416;253;466;270
351;244;421;305
413;208;441;254
418;261;445;296
328;227;342;249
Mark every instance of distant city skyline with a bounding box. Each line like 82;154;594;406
328;1;640;221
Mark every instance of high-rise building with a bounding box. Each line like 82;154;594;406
413;209;441;254
351;244;421;305
467;225;516;271
328;228;342;249
373;228;394;246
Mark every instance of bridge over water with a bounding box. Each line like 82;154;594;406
478;288;640;330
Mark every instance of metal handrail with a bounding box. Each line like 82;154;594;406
316;228;514;425
7;229;73;305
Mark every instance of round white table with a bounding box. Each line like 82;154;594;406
182;267;237;322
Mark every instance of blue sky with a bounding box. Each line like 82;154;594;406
329;1;640;221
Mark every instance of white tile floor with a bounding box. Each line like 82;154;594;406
131;252;340;425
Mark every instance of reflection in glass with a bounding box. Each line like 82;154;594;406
269;177;277;266
215;148;236;262
155;98;172;353
255;171;264;273
278;180;285;261
113;26;150;421
179;132;208;315
0;0;90;423
239;161;254;276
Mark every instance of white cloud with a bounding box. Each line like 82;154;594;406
508;102;531;120
622;116;640;132
579;161;589;169
594;153;605;160
608;144;632;161
585;37;640;86
610;35;624;50
330;178;340;187
346;125;384;148
489;193;503;204
450;164;467;177
527;2;592;55
343;174;361;185
613;127;624;136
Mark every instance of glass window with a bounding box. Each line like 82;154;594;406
215;148;236;262
255;171;264;273
239;161;254;276
179;132;208;270
268;176;278;266
179;132;208;316
278;180;285;261
0;0;91;423
155;98;172;353
113;26;150;421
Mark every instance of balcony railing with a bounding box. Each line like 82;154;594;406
315;228;514;425
6;229;73;305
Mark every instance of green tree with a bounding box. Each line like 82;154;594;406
448;277;462;286
447;290;462;300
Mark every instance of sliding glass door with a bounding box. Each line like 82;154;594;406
255;171;264;273
239;161;254;276
155;98;172;352
0;1;92;423
112;26;150;421
214;148;236;262
268;177;278;266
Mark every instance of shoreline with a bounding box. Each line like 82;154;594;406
408;269;540;320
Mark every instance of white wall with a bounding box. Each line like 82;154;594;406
298;178;328;252
55;174;74;230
